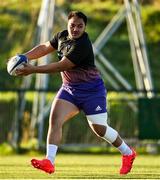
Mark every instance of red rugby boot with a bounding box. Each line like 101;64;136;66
120;148;136;175
31;158;55;174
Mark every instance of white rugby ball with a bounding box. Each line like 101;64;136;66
7;54;28;76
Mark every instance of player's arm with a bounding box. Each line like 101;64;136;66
24;41;55;60
16;56;75;76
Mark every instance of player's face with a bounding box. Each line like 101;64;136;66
68;16;86;39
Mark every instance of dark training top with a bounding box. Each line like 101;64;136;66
50;30;101;84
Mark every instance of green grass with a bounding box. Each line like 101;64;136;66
0;154;160;179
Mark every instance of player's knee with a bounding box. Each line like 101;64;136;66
87;112;108;125
86;112;118;143
92;124;106;137
49;117;63;130
87;112;108;137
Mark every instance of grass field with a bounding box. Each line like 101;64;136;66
0;154;160;179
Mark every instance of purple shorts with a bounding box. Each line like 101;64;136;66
56;78;107;115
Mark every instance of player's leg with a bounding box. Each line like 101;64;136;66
82;92;136;175
86;113;136;175
31;93;79;173
86;112;131;150
46;98;79;161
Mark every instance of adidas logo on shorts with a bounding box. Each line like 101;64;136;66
95;105;102;111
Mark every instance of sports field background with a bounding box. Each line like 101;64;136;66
1;1;160;179
0;154;160;179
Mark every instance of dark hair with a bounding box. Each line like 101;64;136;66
68;11;87;25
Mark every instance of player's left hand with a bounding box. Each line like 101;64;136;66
16;63;36;76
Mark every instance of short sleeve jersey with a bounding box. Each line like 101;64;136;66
50;30;101;84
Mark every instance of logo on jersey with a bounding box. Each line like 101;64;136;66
63;86;73;95
95;105;102;111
